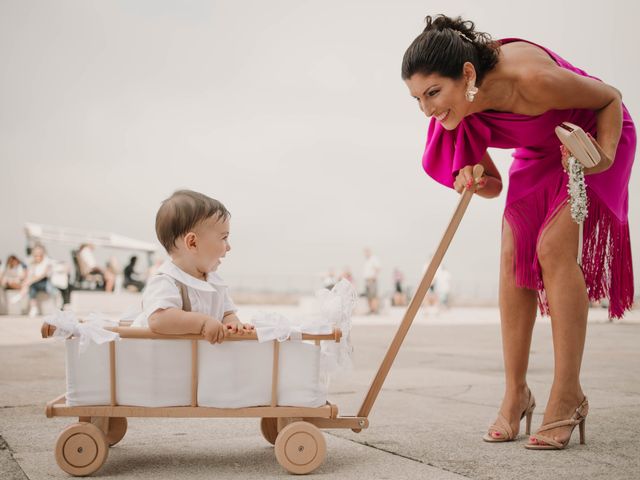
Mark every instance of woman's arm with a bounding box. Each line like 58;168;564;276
522;66;622;174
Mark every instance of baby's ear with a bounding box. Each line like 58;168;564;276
183;232;197;250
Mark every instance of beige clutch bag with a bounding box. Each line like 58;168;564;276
555;122;600;168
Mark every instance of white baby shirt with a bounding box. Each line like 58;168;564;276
133;260;237;327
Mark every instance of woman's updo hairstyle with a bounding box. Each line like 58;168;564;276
401;14;500;86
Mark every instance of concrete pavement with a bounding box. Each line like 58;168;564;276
1;306;639;479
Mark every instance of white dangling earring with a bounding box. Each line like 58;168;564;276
466;84;478;102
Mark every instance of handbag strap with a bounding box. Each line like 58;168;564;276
577;222;583;267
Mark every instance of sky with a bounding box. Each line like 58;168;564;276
1;0;638;302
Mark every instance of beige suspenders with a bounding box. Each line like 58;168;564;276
158;273;191;313
175;280;191;313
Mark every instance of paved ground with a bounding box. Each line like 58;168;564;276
1;305;639;479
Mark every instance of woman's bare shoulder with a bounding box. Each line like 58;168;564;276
498;42;563;114
500;41;558;78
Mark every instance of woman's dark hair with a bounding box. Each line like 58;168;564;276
401;15;500;86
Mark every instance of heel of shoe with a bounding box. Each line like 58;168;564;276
579;418;586;445
525;400;536;436
525;410;533;436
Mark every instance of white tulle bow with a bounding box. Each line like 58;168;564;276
252;311;305;342
44;310;120;352
251;279;357;373
317;279;357;372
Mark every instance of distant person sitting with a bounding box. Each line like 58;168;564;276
124;255;145;292
0;255;27;290
0;255;28;314
50;260;72;305
18;245;56;317
77;243;115;292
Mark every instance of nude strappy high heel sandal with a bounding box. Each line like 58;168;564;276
483;388;536;442
525;397;588;450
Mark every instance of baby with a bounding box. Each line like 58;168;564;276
134;189;253;343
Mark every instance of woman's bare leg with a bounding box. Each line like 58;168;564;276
532;204;587;444
488;221;538;438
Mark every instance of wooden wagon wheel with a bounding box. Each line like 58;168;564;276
274;421;326;475
260;418;279;445
91;417;128;447
55;422;109;476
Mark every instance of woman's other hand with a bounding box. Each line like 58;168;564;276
560;134;614;175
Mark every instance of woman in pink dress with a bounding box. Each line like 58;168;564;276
402;15;635;450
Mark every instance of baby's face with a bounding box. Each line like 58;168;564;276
193;216;231;274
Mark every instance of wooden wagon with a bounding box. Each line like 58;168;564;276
42;166;482;475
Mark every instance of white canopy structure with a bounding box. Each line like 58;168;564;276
24;223;158;254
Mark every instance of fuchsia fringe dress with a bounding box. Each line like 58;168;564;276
422;38;636;318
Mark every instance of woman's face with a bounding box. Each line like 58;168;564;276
404;70;472;130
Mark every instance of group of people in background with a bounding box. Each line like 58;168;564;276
3;241;455;317
322;247;453;315
0;244;149;316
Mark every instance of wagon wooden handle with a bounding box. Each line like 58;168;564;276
40;323;342;342
356;164;484;419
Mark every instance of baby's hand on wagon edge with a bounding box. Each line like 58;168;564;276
201;317;226;344
225;320;255;335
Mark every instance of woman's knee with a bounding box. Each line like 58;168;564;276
537;207;580;272
536;235;574;272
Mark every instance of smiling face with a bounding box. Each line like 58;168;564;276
404;64;476;130
191;216;231;275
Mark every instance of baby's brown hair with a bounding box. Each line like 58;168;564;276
155;190;230;253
